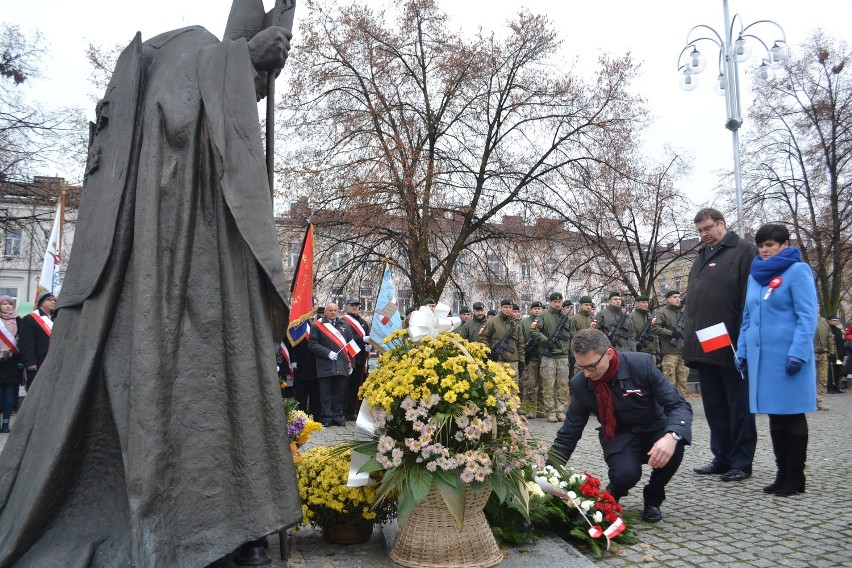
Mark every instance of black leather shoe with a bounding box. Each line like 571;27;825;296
693;462;728;475
720;468;751;482
641;504;663;523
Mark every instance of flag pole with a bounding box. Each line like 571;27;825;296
730;345;745;380
58;181;66;257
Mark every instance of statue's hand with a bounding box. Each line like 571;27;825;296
248;26;291;71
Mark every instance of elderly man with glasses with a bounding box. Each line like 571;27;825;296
549;329;693;524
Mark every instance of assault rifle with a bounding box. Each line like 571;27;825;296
635;301;659;352
489;322;518;362
670;310;686;346
607;311;630;349
544;313;572;355
524;337;539;364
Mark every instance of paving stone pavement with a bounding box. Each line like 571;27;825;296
2;392;851;566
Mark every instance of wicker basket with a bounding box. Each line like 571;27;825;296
390;485;503;568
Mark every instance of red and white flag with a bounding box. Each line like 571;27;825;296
343;338;361;358
696;323;732;353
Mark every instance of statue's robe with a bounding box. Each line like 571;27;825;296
0;26;301;567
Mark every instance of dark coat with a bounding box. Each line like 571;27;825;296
309;317;354;378
0;316;22;385
17;310;51;369
291;335;318;382
340;312;370;368
682;230;757;369
550;351;693;462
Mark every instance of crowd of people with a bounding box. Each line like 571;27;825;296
277;207;849;527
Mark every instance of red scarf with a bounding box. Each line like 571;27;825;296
593;349;620;441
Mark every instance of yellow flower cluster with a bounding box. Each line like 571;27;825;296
360;332;517;413
295;445;392;527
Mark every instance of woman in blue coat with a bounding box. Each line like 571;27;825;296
736;224;818;497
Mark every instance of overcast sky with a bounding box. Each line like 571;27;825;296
5;0;851;207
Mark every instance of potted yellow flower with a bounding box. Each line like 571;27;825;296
296;445;395;544
354;330;548;567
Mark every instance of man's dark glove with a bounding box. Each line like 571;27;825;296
785;356;805;375
670;329;683;340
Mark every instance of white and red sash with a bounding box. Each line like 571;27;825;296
341;314;365;338
0;323;18;356
29;311;53;337
279;341;294;385
317;321;352;363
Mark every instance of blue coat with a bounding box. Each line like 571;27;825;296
736;262;818;414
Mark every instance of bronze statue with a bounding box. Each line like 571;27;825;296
0;1;300;565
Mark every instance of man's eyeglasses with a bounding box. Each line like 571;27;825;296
696;220;719;235
576;350;609;372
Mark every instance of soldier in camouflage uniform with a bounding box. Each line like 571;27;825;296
457;301;487;341
572;296;595;331
595;291;634;351
531;292;576;422
630;295;659;361
519;301;544;414
480;299;525;378
651;290;689;395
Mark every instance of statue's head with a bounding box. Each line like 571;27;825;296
224;0;266;42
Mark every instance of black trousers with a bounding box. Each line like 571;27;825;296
696;363;757;472
606;430;686;506
318;374;347;425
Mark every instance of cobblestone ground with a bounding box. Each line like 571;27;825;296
2;392;851;567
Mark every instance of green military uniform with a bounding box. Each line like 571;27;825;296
530;293;575;422
572;310;594;331
458;314;487;342
595;305;634;351
480;305;525;378
629;308;658;358
814;317;832;410
652;299;689;395
519;304;543;410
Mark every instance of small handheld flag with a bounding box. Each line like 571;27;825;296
695;323;732;353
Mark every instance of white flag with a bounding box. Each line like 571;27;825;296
37;202;62;298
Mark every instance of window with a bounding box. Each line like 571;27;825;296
487;255;505;278
545;259;557;279
332;250;345;270
286;242;300;268
4;230;21;257
0;288;17;301
520;262;532;279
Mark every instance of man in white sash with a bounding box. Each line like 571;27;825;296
18;292;55;391
308;302;354;426
341;298;371;421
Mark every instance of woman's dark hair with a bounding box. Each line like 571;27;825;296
754;223;790;245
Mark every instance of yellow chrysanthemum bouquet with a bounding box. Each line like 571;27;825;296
355;330;548;528
296;445;395;529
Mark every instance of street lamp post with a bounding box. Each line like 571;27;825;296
677;0;787;237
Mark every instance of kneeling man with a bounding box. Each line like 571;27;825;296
550;329;692;523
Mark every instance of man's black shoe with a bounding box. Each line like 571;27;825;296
693;462;727;475
641;504;663;523
720;468;751;482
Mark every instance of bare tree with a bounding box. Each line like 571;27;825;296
278;0;644;303
0;24;77;184
741;30;852;316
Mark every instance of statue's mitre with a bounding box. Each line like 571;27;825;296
224;0;266;41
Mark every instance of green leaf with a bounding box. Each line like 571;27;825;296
434;474;466;531
357;457;385;474
376;466;406;503
433;468;458;488
407;467;433;504
397;482;417;527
